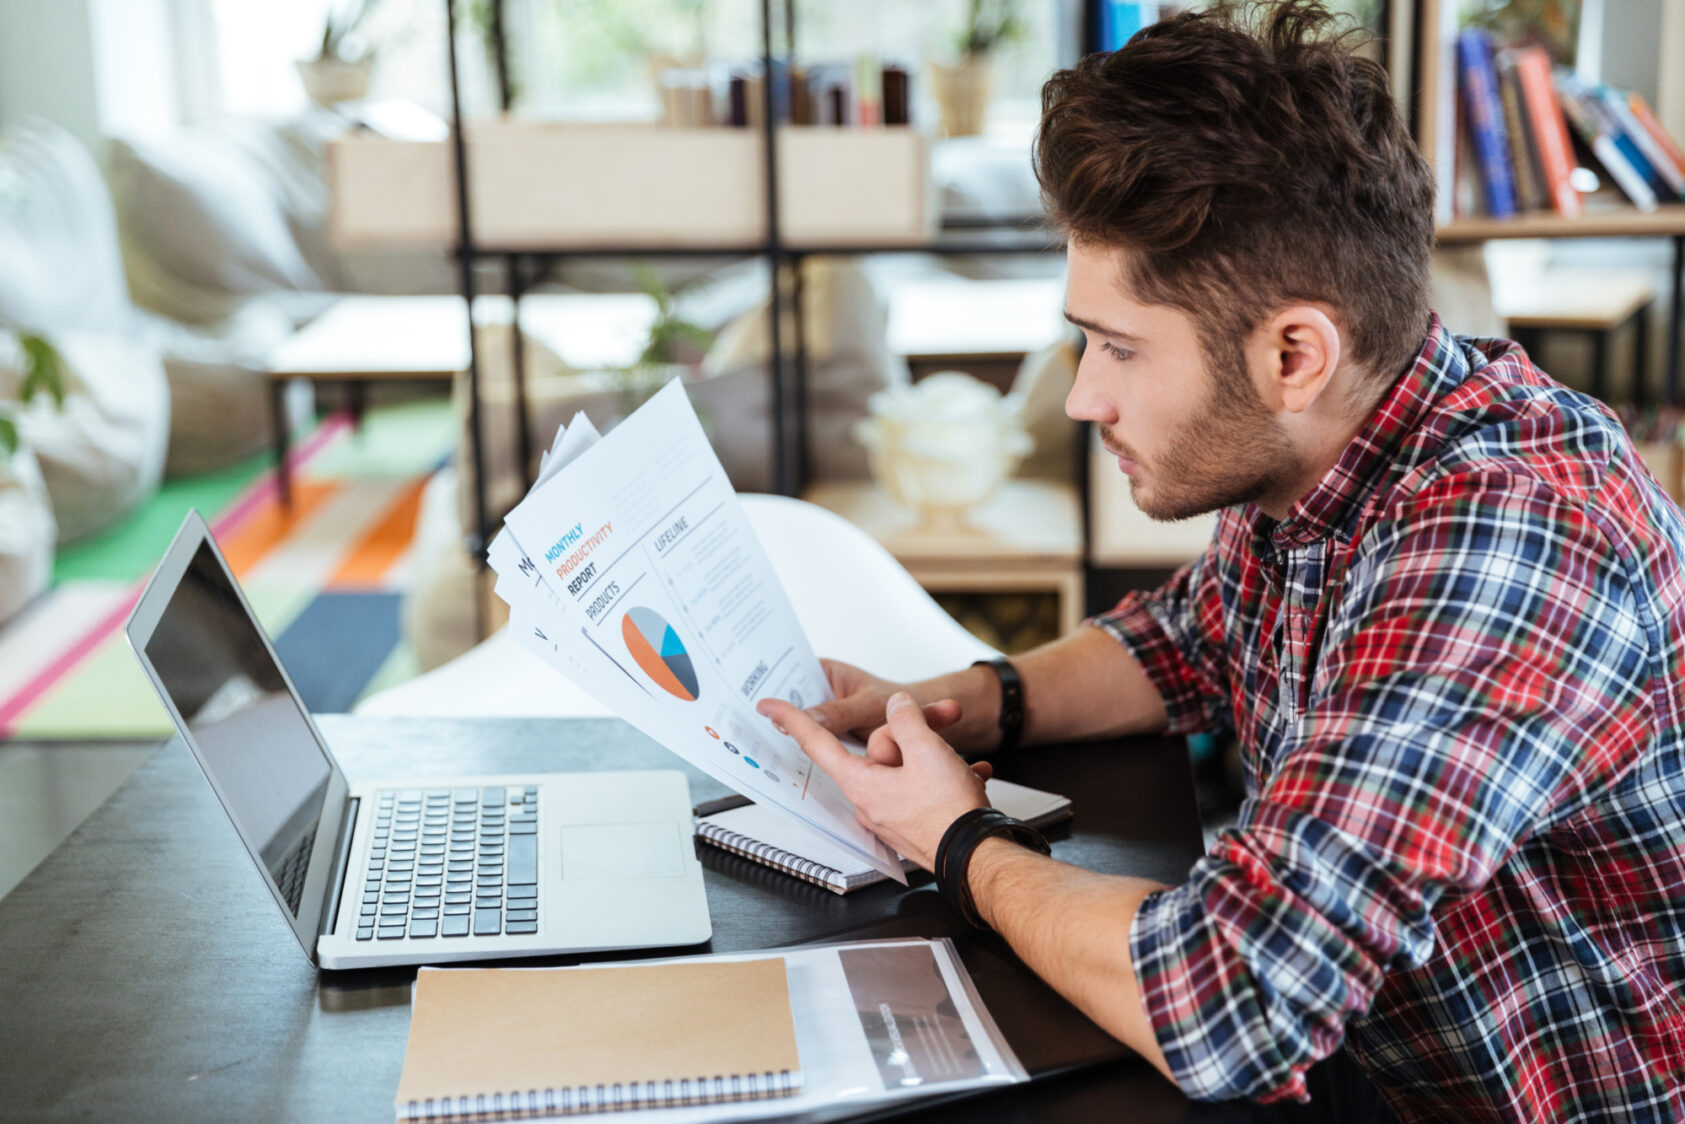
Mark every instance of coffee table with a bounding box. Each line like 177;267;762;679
264;294;654;505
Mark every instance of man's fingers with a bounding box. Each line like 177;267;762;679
864;726;903;767
818;658;868;700
802;690;884;737
884;691;939;746
970;760;994;781
757;699;865;781
923;698;963;733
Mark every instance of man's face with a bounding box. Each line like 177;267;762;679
1063;240;1299;522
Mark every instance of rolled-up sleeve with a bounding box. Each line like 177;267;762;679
1127;474;1655;1103
1088;516;1240;735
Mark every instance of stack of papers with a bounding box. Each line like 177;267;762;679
487;380;905;882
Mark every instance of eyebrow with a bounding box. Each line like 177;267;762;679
1062;309;1146;344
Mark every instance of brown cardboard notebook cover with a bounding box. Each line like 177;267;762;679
396;958;801;1118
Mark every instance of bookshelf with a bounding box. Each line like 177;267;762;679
327;125;938;250
414;0;1064;639
1406;0;1685;406
1437;202;1685;242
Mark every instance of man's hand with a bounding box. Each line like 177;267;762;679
799;659;909;740
758;692;993;870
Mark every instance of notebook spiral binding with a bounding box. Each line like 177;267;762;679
401;1070;801;1120
696;823;845;894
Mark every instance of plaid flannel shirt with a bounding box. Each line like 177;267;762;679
1096;317;1685;1121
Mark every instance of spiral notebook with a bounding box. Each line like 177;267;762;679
696;779;1072;895
394;957;801;1119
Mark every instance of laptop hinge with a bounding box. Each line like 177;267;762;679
320;796;360;942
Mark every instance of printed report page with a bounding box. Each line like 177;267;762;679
496;381;903;881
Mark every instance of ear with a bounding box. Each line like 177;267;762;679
1252;305;1342;415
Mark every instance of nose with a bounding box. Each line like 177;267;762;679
1065;344;1117;425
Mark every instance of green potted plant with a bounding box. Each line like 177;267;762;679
0;333;67;626
297;0;384;105
931;0;1024;137
608;265;714;417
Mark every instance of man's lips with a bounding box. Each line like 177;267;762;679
1101;440;1138;475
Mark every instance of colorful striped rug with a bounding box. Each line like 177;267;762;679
0;399;456;740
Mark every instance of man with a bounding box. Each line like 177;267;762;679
757;4;1685;1121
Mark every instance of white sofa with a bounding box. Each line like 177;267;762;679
105;110;456;475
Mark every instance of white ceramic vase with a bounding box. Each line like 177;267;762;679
853;372;1032;528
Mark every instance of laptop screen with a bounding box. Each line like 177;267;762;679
143;540;332;917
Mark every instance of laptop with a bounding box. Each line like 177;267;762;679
125;511;712;970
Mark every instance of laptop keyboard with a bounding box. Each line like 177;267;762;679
354;786;539;942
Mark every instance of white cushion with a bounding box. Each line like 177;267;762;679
0;330;169;543
0;120;132;333
0;444;56;627
107;131;324;324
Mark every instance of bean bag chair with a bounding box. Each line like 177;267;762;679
0;122;169;542
130;301;305;477
0;330;169;543
0;441;55;626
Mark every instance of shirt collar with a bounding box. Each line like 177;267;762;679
1252;314;1467;554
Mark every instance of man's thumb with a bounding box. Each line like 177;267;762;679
805;689;882;734
884;691;935;741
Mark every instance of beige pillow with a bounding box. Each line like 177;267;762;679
107;132;323;325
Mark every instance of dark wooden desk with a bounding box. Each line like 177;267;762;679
0;717;1243;1123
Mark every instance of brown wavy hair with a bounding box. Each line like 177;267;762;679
1035;0;1435;383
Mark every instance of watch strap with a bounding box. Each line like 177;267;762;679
971;657;1024;753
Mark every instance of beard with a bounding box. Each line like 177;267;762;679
1103;341;1300;523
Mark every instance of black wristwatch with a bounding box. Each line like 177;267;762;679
972;657;1024;753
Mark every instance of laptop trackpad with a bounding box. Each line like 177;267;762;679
560;822;684;880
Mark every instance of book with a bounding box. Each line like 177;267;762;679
1495;52;1548;213
696;778;1073;895
803;63;854;127
1625;91;1685;184
1457;29;1518;217
394;957;802;1119
1600;85;1685;198
1562;74;1674;203
1511;47;1582;218
1556;73;1659;211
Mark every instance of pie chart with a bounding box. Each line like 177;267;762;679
622;607;700;701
